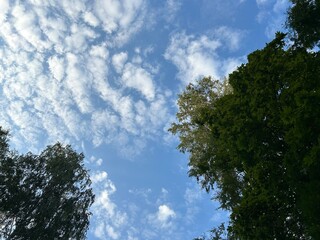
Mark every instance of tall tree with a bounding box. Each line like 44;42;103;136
171;34;320;238
287;0;320;48
0;128;94;239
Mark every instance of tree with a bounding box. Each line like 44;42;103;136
287;0;320;48
193;223;232;240
171;34;320;238
0;127;94;239
170;77;242;211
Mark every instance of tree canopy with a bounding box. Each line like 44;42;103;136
172;1;320;238
171;33;320;239
287;0;320;48
0;128;94;239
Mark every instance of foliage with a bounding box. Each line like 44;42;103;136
171;33;320;239
193;223;236;240
287;0;320;48
169;77;242;211
0;128;94;240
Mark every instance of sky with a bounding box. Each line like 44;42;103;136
0;0;291;239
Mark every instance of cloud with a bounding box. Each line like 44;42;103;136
83;11;100;27
256;0;291;38
184;186;203;205
11;4;52;51
147;204;176;230
165;0;182;22
213;26;245;51
93;0;147;46
0;0;10;23
88;156;103;166
129;188;152;198
112;52;128;73
256;0;271;7
164;31;243;85
183;184;205;224
90;170;128;240
157;205;176;225
0;0;172;157
121;62;156;101
48;55;65;81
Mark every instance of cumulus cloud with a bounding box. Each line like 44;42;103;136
164;31;243;85
0;0;10;23
157;205;176;225
90;170;128;240
93;0;148;45
48;55;65;81
0;12;176;237
112;52;128;73
147;204;176;229
121;62;156;101
12;4;51;51
83;11;100;27
0;0;172;157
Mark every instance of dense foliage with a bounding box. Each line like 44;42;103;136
171;33;320;239
0;128;94;239
172;1;320;238
287;0;320;48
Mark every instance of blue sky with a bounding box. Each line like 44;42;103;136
0;0;290;239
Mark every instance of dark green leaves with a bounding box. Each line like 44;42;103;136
0;129;94;240
287;0;320;48
171;34;320;238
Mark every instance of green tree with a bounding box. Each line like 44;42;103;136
0;128;94;239
171;34;320;238
287;0;320;48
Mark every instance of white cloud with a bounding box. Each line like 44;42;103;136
121;62;156;101
96;190;117;217
147;204;176;230
256;0;291;38
64;24;98;53
164;32;220;84
91;171;109;184
12;5;52;51
214;26;244;51
90;44;109;59
58;1;86;19
91;171;128;240
106;225;120;239
65;52;94;113
165;31;243;85
48;55;65;81
112;52;128;73
157;205;176;224
0;0;173;157
0;0;9;23
93;0;147;46
88;156;103;166
83;11;100;27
